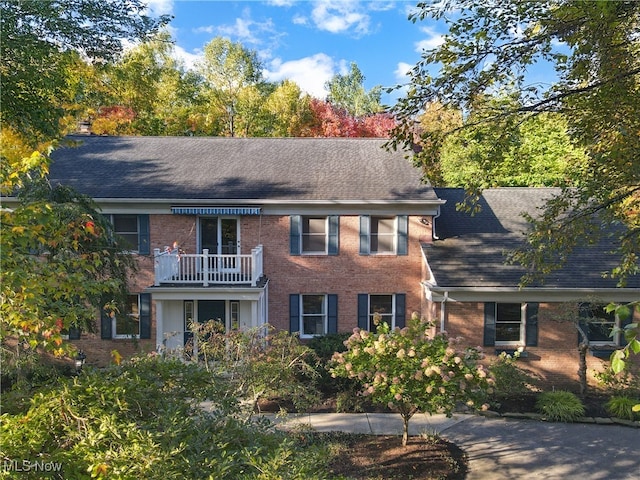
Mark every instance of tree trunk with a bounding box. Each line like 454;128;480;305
401;414;410;447
578;343;589;397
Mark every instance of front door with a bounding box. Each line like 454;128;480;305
184;300;226;354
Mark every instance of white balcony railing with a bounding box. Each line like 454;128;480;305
154;245;264;287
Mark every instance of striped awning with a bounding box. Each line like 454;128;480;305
171;206;262;215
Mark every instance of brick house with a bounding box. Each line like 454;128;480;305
424;188;639;387
32;136;639;387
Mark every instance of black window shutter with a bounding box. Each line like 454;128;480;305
290;215;301;255
483;302;496;346
397;215;408;256
357;294;369;330
138;214;150;255
359;216;370;255
395;293;406;329
328;216;339;255
525;303;539;346
100;307;112;340
289;294;300;333
139;293;151;339
328;294;338;333
68;326;81;340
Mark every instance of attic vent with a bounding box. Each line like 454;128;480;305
171;207;262;215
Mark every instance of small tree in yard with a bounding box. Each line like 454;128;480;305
330;314;494;446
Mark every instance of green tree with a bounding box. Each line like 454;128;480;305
0;0;163;362
389;0;640;284
326;62;383;117
197;37;266;137
331;315;493;446
0;0;169;144
1;178;135;364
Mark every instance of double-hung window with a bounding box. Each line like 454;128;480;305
579;304;619;346
104;214;150;254
303;217;328;254
114;294;141;338
357;293;406;331
290;215;339;255
483;302;538;348
359;215;408;255
289;294;338;337
101;293;151;340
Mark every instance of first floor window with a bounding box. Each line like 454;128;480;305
290;294;338;337
495;303;524;345
484;302;538;348
358;293;406;331
369;294;394;330
580;304;618;345
114;294;141;338
301;294;327;337
101;293;151;340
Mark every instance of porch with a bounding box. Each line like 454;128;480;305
154;245;264;287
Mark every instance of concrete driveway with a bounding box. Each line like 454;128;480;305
271;412;639;480
442;416;640;480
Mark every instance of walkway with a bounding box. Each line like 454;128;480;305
268;413;640;480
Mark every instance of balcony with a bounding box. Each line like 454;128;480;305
154;245;264;287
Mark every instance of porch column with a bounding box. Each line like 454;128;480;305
155;300;164;351
250;300;259;329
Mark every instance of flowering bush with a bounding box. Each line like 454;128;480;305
330;314;494;446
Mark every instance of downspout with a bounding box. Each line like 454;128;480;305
440;291;448;334
432;206;441;240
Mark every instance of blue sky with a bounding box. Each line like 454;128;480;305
145;0;447;105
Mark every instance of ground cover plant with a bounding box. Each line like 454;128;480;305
535;391;585;422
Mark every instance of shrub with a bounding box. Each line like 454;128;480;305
0;355;331;479
189;323;321;413
488;351;539;401
331;314;494;446
605;395;640;421
535;391;585;422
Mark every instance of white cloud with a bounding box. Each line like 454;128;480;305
145;0;174;16
173;45;202;71
415;25;444;52
394;62;413;83
310;0;371;35
264;53;340;98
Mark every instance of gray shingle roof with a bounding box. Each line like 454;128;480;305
48;136;437;202
425;188;639;289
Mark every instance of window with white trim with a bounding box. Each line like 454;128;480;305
369;294;395;330
370;217;396;254
494;303;525;345
299;294;327;338
581;304;619;345
110;214;139;251
113;294;140;338
302;216;327;254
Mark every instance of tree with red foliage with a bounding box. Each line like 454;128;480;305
301;99;395;138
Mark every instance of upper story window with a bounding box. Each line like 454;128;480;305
483;302;539;348
303;217;328;254
290;215;339;255
360;215;408;256
104;214;150;254
579;303;619;345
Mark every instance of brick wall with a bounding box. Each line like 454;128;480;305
441;301;638;391
71;213;433;364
